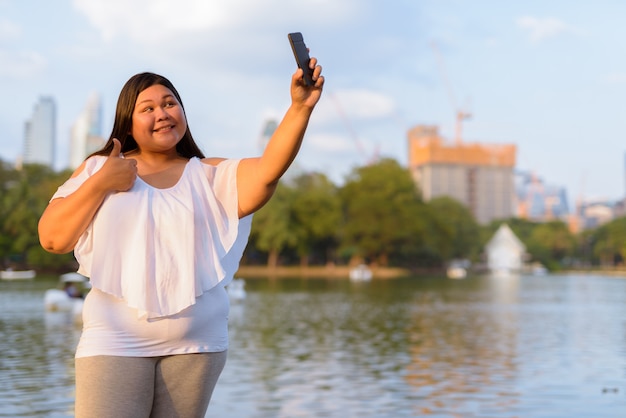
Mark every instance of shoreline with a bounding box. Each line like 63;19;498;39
235;265;626;279
235;265;411;279
557;269;626;278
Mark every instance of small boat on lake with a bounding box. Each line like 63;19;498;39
446;259;470;279
227;278;246;301
1;269;36;280
350;264;373;282
44;273;90;322
446;266;467;279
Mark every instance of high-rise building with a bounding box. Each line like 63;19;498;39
514;171;569;221
407;125;516;224
69;93;105;169
258;118;278;153
23;96;56;167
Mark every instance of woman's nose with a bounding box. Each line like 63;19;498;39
155;106;170;120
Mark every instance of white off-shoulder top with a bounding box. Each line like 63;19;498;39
51;156;252;319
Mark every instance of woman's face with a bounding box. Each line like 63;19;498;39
131;84;187;153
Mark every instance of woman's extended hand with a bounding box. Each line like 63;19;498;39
236;57;325;217
291;57;324;109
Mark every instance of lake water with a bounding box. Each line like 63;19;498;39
1;273;625;417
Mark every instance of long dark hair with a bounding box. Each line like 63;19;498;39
89;72;205;159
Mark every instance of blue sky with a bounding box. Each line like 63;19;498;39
1;0;625;204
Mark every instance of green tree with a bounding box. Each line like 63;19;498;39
339;158;424;266
390;202;449;268
0;163;75;271
589;216;626;266
428;196;481;261
250;183;298;268
28;166;77;270
526;220;574;270
290;172;341;266
0;160;21;263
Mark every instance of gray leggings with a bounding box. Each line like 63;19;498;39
75;351;227;418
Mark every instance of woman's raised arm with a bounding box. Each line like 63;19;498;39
236;57;324;218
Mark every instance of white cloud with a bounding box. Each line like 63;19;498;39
308;132;354;153
0;18;20;42
316;89;396;125
0;50;46;78
605;72;626;84
516;16;572;43
72;0;229;41
73;0;359;43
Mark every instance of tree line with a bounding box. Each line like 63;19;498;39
1;158;624;273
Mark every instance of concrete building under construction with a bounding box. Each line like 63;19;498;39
407;125;516;224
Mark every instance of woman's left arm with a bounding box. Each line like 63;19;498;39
236;57;324;218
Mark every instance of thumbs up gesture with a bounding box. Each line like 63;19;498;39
98;138;137;192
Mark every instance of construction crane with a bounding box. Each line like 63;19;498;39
328;92;379;164
431;41;471;145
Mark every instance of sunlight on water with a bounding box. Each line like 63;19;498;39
1;274;625;417
0;280;79;417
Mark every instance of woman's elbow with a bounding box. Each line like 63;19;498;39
38;224;73;254
38;236;71;254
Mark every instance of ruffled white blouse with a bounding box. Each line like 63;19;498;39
51;156;252;319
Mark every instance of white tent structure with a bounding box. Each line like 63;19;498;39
485;224;526;274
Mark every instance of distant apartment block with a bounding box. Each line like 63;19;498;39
23;96;56;167
407;125;516;224
572;199;615;232
515;171;569;221
70;93;105;169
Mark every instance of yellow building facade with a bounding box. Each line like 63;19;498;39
407;125;517;224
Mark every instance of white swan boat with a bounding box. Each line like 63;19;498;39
227;278;247;301
1;269;36;280
44;273;90;322
349;264;373;281
446;266;467;279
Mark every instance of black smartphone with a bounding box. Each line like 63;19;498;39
288;32;314;86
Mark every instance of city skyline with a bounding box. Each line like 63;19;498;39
12;91;622;230
22;96;56;167
10;89;622;220
1;1;626;202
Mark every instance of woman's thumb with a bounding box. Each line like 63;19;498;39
109;138;121;157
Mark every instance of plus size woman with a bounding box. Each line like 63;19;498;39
39;56;324;417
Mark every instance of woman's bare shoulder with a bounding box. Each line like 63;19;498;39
70;155;107;178
200;157;227;167
70;161;88;178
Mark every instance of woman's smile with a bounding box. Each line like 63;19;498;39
153;124;175;133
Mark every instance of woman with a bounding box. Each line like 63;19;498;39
38;57;323;417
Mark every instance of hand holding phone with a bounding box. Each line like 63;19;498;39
288;32;314;86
